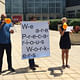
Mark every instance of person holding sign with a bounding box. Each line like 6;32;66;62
0;14;15;74
28;16;39;70
59;17;71;69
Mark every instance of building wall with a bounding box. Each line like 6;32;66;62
6;0;23;18
66;0;80;18
66;0;80;7
24;0;65;20
66;5;80;18
6;0;66;20
0;0;5;17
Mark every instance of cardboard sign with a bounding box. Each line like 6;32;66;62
21;21;50;59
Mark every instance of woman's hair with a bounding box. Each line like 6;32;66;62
61;17;67;21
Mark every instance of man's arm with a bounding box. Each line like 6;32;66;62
59;28;65;36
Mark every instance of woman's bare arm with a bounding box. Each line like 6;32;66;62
59;28;65;36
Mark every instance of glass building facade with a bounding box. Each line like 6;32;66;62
66;0;80;7
6;0;66;20
66;0;80;18
6;0;23;17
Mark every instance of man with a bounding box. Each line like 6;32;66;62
28;16;39;70
0;14;15;74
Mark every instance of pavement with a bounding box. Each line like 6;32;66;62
0;25;80;80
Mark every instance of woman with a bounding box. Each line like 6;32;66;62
59;17;71;68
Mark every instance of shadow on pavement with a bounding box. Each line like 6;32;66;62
2;67;47;76
48;66;63;77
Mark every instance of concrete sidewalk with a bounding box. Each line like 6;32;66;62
0;25;80;80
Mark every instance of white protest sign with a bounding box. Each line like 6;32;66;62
66;26;73;32
21;21;50;59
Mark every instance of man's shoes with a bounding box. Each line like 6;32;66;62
30;67;36;70
34;64;39;67
0;69;2;75
8;68;15;72
0;71;2;75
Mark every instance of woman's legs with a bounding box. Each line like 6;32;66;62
65;49;70;68
65;49;69;65
62;49;70;68
62;49;65;66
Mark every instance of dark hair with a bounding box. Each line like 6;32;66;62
1;14;6;21
1;14;5;18
29;16;36;21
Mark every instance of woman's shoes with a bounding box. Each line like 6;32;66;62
62;65;65;69
62;65;70;69
66;65;70;68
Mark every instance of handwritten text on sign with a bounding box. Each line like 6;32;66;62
21;21;50;59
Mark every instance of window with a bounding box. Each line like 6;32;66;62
27;0;34;2
27;8;34;13
56;8;61;13
49;0;54;3
35;8;41;13
42;8;48;13
49;3;55;7
49;8;55;13
27;3;34;7
35;0;41;2
42;3;48;8
56;3;60;7
35;3;41;8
